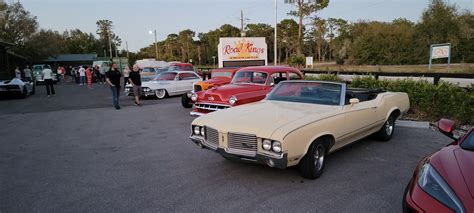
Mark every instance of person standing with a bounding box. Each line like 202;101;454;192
123;66;130;88
85;66;93;89
23;66;32;81
106;63;122;110
129;65;142;106
78;66;86;85
15;67;22;79
99;65;106;84
42;66;55;97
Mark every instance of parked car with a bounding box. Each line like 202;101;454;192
125;71;202;99
32;64;57;84
0;78;34;98
189;80;410;179
181;67;241;108
403;119;473;213
189;66;303;116
140;67;159;83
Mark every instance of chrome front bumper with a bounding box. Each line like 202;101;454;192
189;135;288;169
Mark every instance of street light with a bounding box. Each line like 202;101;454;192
274;0;278;66
149;30;158;60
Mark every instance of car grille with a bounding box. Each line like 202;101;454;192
204;126;219;149
194;103;230;112
227;133;257;157
194;85;202;92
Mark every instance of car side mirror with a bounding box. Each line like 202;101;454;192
349;98;360;105
438;118;458;141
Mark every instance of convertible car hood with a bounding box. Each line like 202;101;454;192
193;100;339;139
198;83;264;101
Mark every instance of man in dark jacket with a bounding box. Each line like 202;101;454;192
106;63;122;110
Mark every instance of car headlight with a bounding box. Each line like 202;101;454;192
262;139;272;151
418;162;465;213
200;127;205;136
272;141;282;153
191;93;197;102
229;96;237;105
193;126;201;135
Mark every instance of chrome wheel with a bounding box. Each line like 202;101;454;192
155;89;166;99
314;144;325;171
385;119;394;136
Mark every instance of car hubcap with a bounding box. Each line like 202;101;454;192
314;145;325;171
385;119;393;135
156;90;165;98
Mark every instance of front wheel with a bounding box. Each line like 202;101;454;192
375;115;396;141
155;89;168;99
298;139;327;179
181;93;193;108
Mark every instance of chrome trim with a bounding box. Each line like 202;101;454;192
190;111;205;116
194;102;231;112
227;132;258;157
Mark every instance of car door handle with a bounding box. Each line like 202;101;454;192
371;106;377;109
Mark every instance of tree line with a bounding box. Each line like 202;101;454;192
0;0;472;66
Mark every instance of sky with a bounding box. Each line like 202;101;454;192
15;0;474;52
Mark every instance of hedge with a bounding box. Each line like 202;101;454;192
304;74;473;124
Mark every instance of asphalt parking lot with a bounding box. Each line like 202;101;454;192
0;83;451;212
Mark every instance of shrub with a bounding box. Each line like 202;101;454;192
289;54;305;66
305;74;344;82
351;76;473;124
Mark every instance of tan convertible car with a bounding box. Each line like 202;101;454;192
190;81;410;179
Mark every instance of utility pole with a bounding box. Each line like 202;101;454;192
154;29;158;60
274;0;278;66
108;26;113;60
126;41;130;61
240;10;244;37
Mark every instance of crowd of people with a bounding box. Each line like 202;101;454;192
13;63;142;109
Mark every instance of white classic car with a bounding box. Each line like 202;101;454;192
125;71;202;99
0;78;34;98
190;81;410;179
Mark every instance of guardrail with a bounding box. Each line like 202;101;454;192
301;69;474;85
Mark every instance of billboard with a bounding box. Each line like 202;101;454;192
218;37;267;68
431;45;450;59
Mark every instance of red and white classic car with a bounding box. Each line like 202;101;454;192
190;66;304;116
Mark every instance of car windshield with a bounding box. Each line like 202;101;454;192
211;71;232;78
155;72;176;81
461;131;474;150
142;67;155;73
267;82;342;105
231;71;268;85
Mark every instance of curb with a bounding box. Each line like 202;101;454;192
397;120;430;129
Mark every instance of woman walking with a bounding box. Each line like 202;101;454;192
123;66;130;89
86;66;93;89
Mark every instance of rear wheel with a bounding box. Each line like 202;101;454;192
375;115;396;141
298;139;327;179
181;93;193;108
155;89;168;99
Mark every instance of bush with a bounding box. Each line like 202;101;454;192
289;54;305;66
305;74;344;82
351;76;473;124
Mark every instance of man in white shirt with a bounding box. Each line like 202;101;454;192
23;66;32;82
42;67;55;97
78;66;86;85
